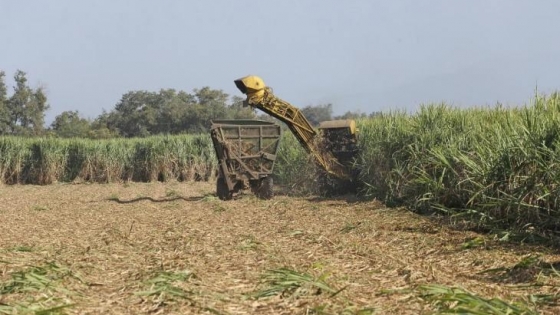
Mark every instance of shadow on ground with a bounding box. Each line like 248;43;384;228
107;195;208;203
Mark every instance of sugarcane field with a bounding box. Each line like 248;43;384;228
2;95;560;314
3;2;560;314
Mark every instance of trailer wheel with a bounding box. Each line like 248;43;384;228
256;177;274;200
217;177;232;200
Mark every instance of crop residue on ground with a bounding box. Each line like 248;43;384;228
1;182;559;314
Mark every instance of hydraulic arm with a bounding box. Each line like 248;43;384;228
234;75;350;179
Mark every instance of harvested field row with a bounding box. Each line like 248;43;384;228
1;182;559;314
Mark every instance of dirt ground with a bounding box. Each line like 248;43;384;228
1;182;559;314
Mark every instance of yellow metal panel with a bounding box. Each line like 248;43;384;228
318;120;357;134
235;75;266;96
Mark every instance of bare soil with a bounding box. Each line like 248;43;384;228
1;182;559;314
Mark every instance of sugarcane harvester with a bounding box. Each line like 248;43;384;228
234;75;359;191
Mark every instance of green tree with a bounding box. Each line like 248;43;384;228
110;90;160;137
300;103;333;126
229;95;256;119
102;87;255;137
154;89;196;134
89;110;119;139
0;71;9;133
334;110;370;120
6;70;49;135
181;87;235;133
50;110;91;138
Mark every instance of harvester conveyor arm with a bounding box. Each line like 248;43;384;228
235;76;347;179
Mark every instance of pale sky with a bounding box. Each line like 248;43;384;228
1;0;559;123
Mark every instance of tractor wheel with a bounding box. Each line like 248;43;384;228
256;177;274;200
217;177;233;201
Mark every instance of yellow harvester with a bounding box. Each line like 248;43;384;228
234;75;359;192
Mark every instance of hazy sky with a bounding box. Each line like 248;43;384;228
1;0;559;123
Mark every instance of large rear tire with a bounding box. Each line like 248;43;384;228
256;177;274;200
217;177;233;201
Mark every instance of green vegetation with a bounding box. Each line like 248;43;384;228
135;270;195;301
0;69;257;138
0;134;215;184
252;268;376;314
2;67;560;238
417;284;537;315
2;93;560;235
0;70;49;137
357;93;560;234
0;262;80;314
1;69;375;138
253;267;342;299
273;133;318;194
274;93;560;236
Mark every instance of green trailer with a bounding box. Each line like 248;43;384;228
210;120;282;200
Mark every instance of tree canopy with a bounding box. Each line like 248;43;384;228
50;110;91;138
0;70;49;136
97;87;256;137
0;69;380;138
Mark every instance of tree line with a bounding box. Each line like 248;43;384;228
0;70;379;138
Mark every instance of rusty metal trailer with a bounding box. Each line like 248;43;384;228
210;120;282;200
